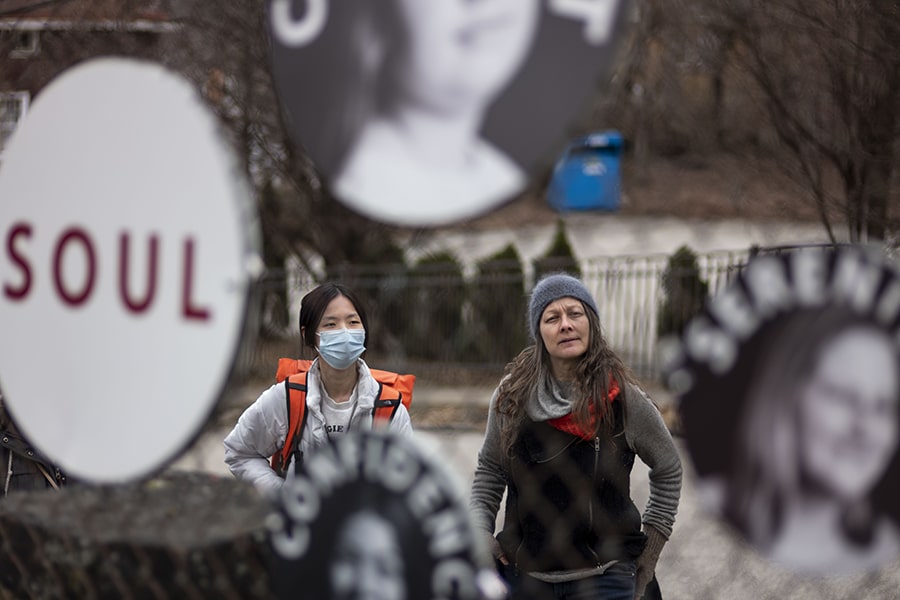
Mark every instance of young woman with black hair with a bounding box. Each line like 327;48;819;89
224;283;412;499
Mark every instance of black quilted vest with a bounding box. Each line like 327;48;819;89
498;403;647;572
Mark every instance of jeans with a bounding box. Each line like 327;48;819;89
502;560;636;600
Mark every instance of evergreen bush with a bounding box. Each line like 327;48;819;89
657;245;709;339
469;244;528;364
533;219;582;282
404;251;467;361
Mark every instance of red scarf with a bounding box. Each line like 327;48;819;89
547;380;620;440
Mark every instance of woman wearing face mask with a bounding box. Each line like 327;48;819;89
224;283;413;499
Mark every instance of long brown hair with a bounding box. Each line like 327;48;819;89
496;305;636;456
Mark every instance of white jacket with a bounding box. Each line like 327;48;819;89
223;359;413;499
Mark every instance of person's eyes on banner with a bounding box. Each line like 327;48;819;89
270;0;329;47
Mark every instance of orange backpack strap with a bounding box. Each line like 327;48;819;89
271;358;414;474
372;382;403;426
369;369;415;410
270;372;310;477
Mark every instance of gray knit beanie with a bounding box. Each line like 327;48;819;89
528;272;599;340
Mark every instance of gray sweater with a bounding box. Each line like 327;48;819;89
469;379;682;542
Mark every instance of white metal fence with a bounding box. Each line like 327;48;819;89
235;247;762;382
577;249;749;376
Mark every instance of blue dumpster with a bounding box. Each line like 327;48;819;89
547;130;624;211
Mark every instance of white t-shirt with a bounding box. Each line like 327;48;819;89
320;384;359;439
334;119;525;226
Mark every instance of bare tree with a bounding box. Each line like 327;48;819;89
597;0;898;243
162;0;410;336
595;0;686;169
695;0;899;242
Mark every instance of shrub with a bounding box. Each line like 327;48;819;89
657;245;709;339
469;244;528;364
404;251;467;361
533;218;582;281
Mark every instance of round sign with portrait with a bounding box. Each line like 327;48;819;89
662;246;900;575
267;0;632;226
267;430;501;600
0;58;260;483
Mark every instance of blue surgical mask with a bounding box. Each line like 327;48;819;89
316;328;366;370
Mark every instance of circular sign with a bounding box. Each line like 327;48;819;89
662;246;900;575
0;58;260;483
267;430;502;600
268;0;632;226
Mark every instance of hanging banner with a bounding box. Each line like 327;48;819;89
663;246;900;575
267;430;503;599
268;0;631;226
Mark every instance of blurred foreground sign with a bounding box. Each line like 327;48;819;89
0;58;260;483
268;0;631;226
664;246;900;576
267;430;502;600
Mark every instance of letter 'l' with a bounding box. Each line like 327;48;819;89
182;238;210;321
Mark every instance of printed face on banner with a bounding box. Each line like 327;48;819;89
330;511;407;600
664;246;900;576
797;327;899;501
387;0;540;114
268;0;628;226
268;430;494;600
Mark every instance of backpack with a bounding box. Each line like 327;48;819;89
269;359;415;477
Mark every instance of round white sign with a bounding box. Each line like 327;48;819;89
268;0;631;226
0;58;260;483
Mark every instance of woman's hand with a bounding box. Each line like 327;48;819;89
634;525;666;599
634;565;653;600
490;536;509;565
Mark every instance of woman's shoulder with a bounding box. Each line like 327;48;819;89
619;382;658;412
472;138;523;182
336;122;524;224
355;360;390;402
252;381;288;411
230;381;288;431
619;382;675;444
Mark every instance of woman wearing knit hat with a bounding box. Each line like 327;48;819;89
469;272;682;600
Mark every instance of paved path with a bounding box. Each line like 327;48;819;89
171;381;900;599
